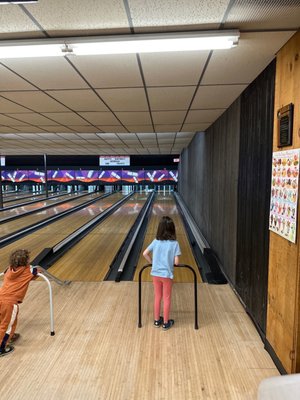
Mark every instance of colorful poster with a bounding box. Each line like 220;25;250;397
47;170;75;182
5;170;29;182
144;170;169;183
75;170;99;182
122;170;144;183
269;149;300;243
99;170;122;183
28;170;45;183
169;170;178;182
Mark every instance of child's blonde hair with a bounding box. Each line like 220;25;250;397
10;249;30;268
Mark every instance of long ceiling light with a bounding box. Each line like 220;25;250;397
0;1;38;4
0;30;240;59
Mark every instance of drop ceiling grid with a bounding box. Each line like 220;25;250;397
201;31;296;85
224;0;300;30
2;58;90;90
0;6;43;39
24;0;131;36
127;0;230;30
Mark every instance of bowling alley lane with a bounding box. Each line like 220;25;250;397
0;192;71;212
0;192;125;268
134;193;202;283
47;192;149;281
0;192;103;237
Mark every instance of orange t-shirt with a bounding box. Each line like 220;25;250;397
0;265;38;304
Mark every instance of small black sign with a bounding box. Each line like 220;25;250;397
277;103;293;147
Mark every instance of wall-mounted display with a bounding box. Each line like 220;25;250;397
28;170;45;182
99;170;122;183
122;170;144;183
47;170;75;182
169;170;178;182
144;170;168;183
269;149;299;243
99;156;130;166
75;170;98;182
5;170;29;182
1;168;178;185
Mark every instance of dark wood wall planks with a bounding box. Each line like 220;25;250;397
178;60;276;339
236;60;276;335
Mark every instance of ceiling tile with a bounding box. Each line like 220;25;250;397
136;133;156;139
157;132;176;139
155;124;182;132
192;84;247;109
79;112;121;125
10;126;47;133
0;127;19;133
116;112;152;125
46;90;109;112
1;91;69;112
96;125;126;133
25;0;130;36
96;88;148;111
202;31;296;85
148;86;195;110
152;111;186;125
185;110;225;124
70;54;143;88
129;0;229;30
140;52;209;86
38;125;75;133
0;65;36;91
0;114;26;126
7;113;60;126
0;97;30;113
225;1;300;30
69;125;100;133
126;125;154;133
181;123;210;131
0;6;42;39
2;58;89;90
42;112;88;125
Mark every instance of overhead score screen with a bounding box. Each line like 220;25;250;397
99;156;130;166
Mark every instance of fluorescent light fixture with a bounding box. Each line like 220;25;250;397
0;1;38;3
0;30;240;59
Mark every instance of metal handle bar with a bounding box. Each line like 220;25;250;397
0;270;55;336
138;264;199;329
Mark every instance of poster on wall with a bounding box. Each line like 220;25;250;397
269;149;300;243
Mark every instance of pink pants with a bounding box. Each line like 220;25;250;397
153;276;173;323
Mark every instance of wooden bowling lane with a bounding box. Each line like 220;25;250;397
0;192;124;269
1;191;63;208
133;193;202;283
47;192;149;281
0;192;103;237
2;190;45;201
0;192;86;221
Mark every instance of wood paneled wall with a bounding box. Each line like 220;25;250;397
178;61;276;339
266;31;300;373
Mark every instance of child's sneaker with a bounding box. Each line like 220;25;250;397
0;345;15;357
162;319;174;330
9;333;20;344
153;316;163;327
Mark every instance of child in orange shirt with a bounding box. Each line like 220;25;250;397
0;249;39;357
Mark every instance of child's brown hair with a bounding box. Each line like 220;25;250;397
10;249;30;268
156;216;176;241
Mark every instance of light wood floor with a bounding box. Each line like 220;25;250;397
0;281;278;400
